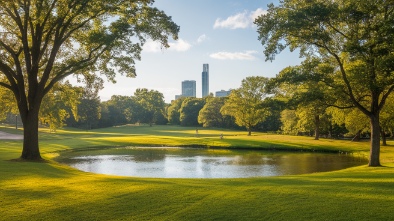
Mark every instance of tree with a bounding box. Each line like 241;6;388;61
280;109;299;135
295;105;332;139
0;86;18;121
179;97;205;127
271;64;338;140
256;0;394;166
39;81;81;132
380;96;394;145
256;98;285;132
329;107;369;141
133;88;165;126
221;76;270;136
0;1;179;160
198;96;227;128
167;97;185;125
104;95;136;126
77;83;101;130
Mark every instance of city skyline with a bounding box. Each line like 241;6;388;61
95;0;303;103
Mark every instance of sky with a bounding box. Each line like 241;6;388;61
98;0;303;103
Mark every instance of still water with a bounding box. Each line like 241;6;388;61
56;147;367;178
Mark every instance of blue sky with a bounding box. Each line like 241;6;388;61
99;0;303;103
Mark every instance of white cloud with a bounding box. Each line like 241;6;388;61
169;39;192;52
250;8;267;21
197;34;207;43
209;51;258;60
214;11;249;29
213;8;267;29
143;39;192;53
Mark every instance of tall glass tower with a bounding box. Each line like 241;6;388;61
202;64;209;97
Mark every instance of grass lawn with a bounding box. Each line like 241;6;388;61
1;125;393;220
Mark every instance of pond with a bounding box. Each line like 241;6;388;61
55;147;367;178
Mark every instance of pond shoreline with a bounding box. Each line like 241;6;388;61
55;146;368;178
57;143;357;155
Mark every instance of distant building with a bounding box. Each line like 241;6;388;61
182;80;196;97
202;64;209;97
175;94;183;100
215;89;232;97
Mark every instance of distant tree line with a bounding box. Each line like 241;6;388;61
3;74;394;144
0;74;390;142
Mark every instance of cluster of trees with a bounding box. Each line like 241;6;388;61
1;0;393;167
4;73;394;144
1;76;282;135
68;88;168;129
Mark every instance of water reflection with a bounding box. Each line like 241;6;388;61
56;147;367;178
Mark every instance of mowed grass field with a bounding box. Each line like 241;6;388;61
1;125;394;221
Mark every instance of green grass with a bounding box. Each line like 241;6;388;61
1;125;393;220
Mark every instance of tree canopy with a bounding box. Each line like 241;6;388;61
0;0;179;160
134;88;166;126
221;76;270;135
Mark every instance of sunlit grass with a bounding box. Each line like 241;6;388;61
1;125;393;220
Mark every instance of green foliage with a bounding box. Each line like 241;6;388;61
167;97;185;125
280;109;299;135
134;88;166;126
0;87;18;121
180;97;205;126
103;95;137;125
221;76;270;135
39;81;82;132
76;84;102;130
328;107;369;136
380;95;394;138
198;97;227;127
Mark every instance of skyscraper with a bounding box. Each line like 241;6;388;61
215;89;232;97
202;64;209;97
182;80;196;97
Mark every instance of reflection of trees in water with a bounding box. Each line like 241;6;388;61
227;154;277;165
227;155;260;165
270;154;367;175
131;149;166;162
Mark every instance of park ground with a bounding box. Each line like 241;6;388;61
0;125;394;220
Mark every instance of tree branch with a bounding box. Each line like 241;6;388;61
379;85;394;111
0;82;12;90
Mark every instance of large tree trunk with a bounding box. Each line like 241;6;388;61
20;108;42;160
314;115;320;140
369;114;381;167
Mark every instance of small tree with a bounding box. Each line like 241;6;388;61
179;98;205;127
221;76;270;136
198;97;226;128
77;83;101;130
134;88;165;126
